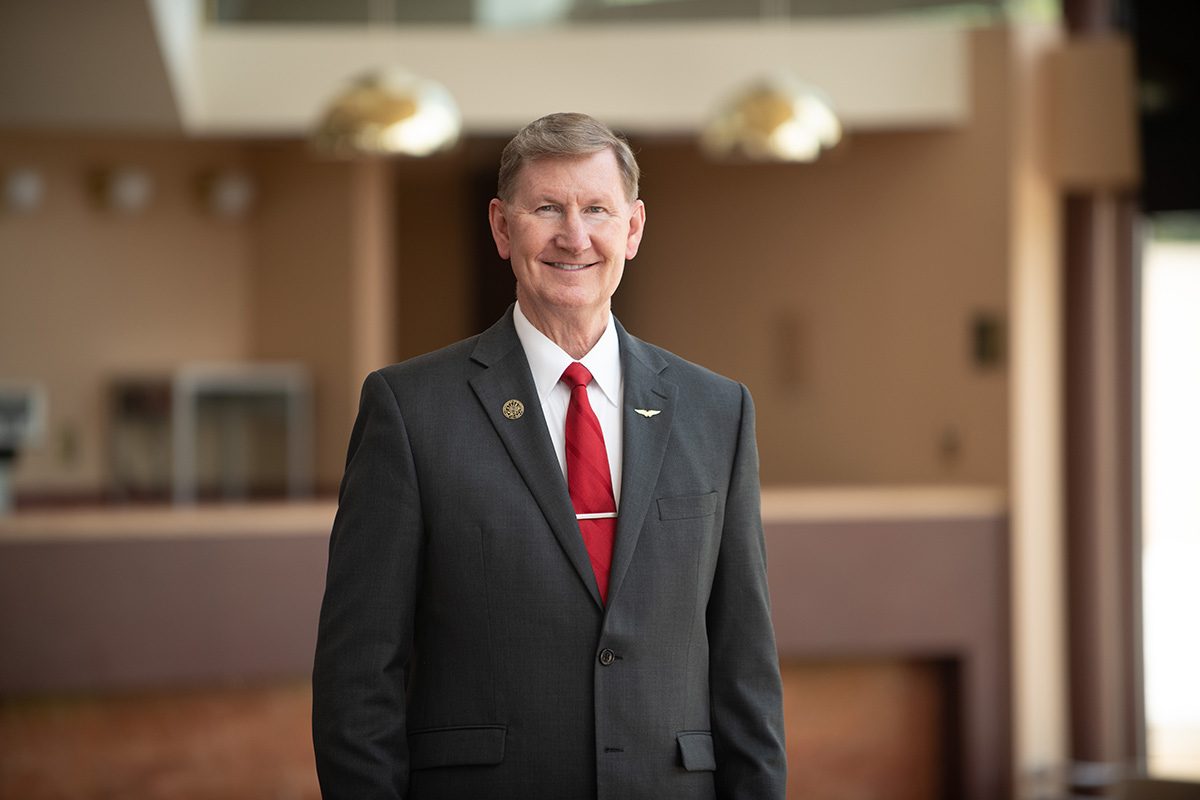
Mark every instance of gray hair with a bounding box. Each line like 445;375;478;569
497;112;640;203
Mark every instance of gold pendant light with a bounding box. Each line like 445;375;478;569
702;72;842;163
311;66;462;159
701;0;842;163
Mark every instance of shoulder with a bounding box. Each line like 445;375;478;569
371;310;521;393
376;335;480;384
621;327;748;398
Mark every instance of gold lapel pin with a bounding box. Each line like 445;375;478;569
503;399;524;420
634;408;661;418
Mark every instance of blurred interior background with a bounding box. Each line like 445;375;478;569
1;0;1198;798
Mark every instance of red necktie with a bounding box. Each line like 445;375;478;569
561;363;616;605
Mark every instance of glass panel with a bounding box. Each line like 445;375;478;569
206;0;474;24
1142;214;1200;780
206;0;1023;26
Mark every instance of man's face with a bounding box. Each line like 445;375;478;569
489;149;645;326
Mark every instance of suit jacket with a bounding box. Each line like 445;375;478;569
312;307;786;800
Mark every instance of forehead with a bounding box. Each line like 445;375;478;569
512;150;625;203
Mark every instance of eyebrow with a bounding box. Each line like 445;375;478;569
530;199;614;211
531;195;618;208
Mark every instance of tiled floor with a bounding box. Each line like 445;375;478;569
1;661;944;799
782;660;946;799
0;682;319;800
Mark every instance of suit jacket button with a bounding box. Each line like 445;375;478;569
599;648;616;666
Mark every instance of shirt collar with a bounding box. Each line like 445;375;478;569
513;301;621;409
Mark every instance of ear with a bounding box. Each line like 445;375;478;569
488;198;511;260
625;200;646;260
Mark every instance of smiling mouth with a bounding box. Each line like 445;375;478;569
547;261;594;271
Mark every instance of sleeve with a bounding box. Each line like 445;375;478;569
312;370;424;799
706;383;788;799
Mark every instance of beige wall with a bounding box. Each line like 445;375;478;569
248;143;369;492
0;136;393;496
620;28;1014;486
4;27;1036;496
0;134;255;493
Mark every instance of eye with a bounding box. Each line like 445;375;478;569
585;206;606;214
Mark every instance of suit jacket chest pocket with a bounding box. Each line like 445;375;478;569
656;491;720;523
652;492;722;587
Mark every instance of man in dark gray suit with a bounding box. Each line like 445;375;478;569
312;112;786;799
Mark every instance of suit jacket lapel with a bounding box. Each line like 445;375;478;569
468;309;604;607
609;322;675;605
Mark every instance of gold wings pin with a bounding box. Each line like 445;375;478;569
634;408;661;418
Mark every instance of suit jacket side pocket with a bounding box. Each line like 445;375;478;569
676;730;717;772
408;724;507;770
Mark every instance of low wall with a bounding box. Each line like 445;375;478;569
0;487;1009;799
0;502;334;693
762;487;1010;800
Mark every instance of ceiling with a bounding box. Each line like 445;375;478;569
0;0;1021;136
0;0;182;132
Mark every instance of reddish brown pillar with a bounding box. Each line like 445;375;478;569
1061;0;1145;790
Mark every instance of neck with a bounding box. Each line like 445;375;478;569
518;299;609;361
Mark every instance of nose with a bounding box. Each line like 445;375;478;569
555;209;589;253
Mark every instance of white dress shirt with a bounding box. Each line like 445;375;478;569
513;301;623;507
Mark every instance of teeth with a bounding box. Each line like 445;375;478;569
549;262;588;270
